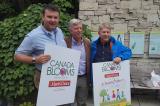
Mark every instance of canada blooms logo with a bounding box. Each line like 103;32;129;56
47;59;75;76
102;62;121;72
101;62;121;78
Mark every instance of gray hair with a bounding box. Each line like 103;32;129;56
99;23;111;31
68;19;82;29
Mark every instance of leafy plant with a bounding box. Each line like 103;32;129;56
0;3;42;100
83;24;92;40
52;0;74;12
0;0;17;20
19;102;34;106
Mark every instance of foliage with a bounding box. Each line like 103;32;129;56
0;4;42;99
83;24;92;40
19;102;34;106
0;1;17;20
59;12;72;36
52;0;74;13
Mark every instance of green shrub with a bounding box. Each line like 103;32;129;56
52;0;74;12
19;102;34;106
0;4;43;99
0;1;16;20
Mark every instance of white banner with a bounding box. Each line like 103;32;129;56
93;60;131;106
37;44;81;106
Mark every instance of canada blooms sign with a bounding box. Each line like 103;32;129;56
93;60;131;106
37;44;80;106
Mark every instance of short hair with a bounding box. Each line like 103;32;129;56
42;4;60;15
99;23;111;31
68;19;82;29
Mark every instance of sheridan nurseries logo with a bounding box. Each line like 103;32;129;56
102;62;121;78
46;59;75;87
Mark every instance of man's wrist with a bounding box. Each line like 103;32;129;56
32;57;36;64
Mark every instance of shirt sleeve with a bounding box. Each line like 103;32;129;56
118;42;132;60
15;34;33;55
56;27;67;47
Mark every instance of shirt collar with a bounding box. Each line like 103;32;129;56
41;24;57;36
98;37;110;46
72;37;83;45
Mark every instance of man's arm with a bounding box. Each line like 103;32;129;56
14;54;51;64
14;54;33;64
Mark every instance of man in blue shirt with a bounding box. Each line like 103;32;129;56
91;23;132;83
91;23;132;63
14;4;66;89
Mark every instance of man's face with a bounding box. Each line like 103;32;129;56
98;27;111;42
42;9;59;31
70;24;83;40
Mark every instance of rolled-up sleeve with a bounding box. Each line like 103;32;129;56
15;35;33;55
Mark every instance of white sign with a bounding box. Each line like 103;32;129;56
37;44;81;106
93;60;131;106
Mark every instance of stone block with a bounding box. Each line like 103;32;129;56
99;15;111;23
120;0;141;9
128;27;134;32
147;14;159;23
142;0;153;8
97;0;108;4
151;27;160;31
79;15;88;20
134;27;152;32
148;9;158;14
79;2;98;10
153;0;160;5
97;0;120;4
85;11;95;15
98;5;108;10
138;19;153;28
112;13;129;19
83;0;97;2
91;16;99;24
79;11;94;16
91;23;100;31
113;23;128;32
112;18;125;24
128;20;138;27
94;10;107;15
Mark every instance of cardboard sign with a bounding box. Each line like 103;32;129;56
37;44;81;106
93;60;131;106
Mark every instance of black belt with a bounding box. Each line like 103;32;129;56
78;74;86;77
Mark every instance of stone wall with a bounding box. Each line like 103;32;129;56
79;0;160;32
79;0;160;87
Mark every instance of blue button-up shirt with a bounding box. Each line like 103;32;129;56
71;37;86;75
15;25;66;70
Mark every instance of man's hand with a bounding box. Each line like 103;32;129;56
35;54;51;64
113;57;121;64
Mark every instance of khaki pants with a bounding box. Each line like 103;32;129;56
34;70;41;89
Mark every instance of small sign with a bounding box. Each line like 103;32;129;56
93;60;131;106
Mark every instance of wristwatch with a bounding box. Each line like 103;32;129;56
32;57;36;64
